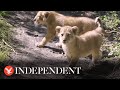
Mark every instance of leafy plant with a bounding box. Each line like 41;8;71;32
0;51;9;61
100;11;120;31
0;12;13;62
108;42;120;58
0;19;12;41
0;11;8;17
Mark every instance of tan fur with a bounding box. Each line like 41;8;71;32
56;26;103;67
34;11;99;48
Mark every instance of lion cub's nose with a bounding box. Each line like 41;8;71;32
63;40;67;43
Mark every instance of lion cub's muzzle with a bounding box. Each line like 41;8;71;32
63;39;67;44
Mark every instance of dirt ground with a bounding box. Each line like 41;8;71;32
0;11;120;79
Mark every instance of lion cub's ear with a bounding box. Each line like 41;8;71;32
71;26;79;35
55;26;62;34
44;12;50;19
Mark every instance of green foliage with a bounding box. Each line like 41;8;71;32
0;11;8;17
99;11;120;59
0;12;12;62
100;11;120;31
0;19;12;41
107;42;120;58
0;51;9;62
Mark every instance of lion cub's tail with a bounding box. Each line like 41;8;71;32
95;17;103;27
95;17;107;36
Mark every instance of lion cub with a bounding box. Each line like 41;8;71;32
56;25;104;67
34;11;100;48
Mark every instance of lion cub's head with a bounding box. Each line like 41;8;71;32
34;11;51;26
56;26;79;44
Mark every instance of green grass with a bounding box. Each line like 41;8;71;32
0;11;8;17
0;11;13;62
99;11;120;59
0;51;9;61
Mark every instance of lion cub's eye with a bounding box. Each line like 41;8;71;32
67;33;71;37
61;34;64;36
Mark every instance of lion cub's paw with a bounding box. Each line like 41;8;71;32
37;44;44;48
37;45;44;48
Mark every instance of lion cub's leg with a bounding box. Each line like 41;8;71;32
37;31;56;48
68;57;79;67
89;50;102;68
92;49;102;64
